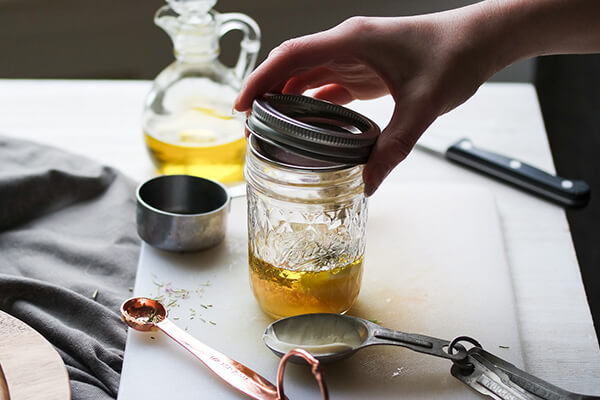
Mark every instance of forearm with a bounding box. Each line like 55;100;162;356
460;0;600;74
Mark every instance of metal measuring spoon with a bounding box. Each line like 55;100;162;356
265;314;600;400
263;313;467;364
121;297;280;400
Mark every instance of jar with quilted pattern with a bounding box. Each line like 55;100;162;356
244;94;379;318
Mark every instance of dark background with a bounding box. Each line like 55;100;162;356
0;0;533;80
0;0;597;339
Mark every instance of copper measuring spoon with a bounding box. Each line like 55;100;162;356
120;297;328;400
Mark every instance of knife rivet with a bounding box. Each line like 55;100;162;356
459;140;473;150
509;160;522;169
561;180;574;189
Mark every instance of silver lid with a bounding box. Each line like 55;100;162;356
246;94;380;165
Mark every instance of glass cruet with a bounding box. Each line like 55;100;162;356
142;0;260;184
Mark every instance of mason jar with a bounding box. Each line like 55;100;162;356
244;94;380;318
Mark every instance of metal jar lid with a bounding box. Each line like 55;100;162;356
246;94;380;165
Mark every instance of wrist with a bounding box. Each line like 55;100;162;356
451;1;527;79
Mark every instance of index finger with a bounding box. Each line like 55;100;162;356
234;29;349;111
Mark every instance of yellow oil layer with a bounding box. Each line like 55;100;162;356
249;252;363;319
143;107;246;183
144;132;246;183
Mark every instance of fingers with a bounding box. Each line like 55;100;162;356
313;84;355;104
282;70;357;104
282;67;337;95
363;106;434;196
235;31;347;111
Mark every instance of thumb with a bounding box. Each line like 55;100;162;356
362;107;432;196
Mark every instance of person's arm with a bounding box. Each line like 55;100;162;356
235;0;600;196
489;0;600;60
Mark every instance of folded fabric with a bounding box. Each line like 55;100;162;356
0;135;140;400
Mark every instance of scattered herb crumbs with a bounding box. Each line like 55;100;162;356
150;336;155;340
148;275;215;325
167;300;178;308
368;319;381;324
128;287;133;292
209;321;216;325
146;309;157;322
499;345;510;349
91;289;99;300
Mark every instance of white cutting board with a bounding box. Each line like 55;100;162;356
119;183;523;400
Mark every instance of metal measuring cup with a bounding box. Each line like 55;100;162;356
136;174;244;252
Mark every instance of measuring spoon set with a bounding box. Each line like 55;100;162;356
121;297;598;400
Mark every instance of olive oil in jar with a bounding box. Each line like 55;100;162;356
144;106;246;183
249;250;364;319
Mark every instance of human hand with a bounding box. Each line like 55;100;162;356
235;7;505;195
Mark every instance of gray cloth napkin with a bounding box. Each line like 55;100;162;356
0;135;140;399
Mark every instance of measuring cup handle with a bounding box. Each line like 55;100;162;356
156;318;279;400
217;12;261;84
228;183;247;199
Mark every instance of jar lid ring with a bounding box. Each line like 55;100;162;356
247;94;380;165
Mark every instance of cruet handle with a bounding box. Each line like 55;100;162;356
217;12;261;84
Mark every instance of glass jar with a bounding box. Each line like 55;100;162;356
244;94;380;319
142;0;260;184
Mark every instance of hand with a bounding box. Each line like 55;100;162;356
235;0;600;195
235;10;498;195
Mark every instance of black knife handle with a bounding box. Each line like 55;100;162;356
445;139;590;208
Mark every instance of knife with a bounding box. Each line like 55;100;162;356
415;135;590;208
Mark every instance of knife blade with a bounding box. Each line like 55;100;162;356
415;135;590;208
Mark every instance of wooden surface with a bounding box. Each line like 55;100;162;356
0;79;599;394
120;184;523;399
0;364;8;400
0;311;70;400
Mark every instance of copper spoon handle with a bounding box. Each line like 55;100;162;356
157;318;280;400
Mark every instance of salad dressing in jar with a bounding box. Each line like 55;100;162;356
244;94;380;318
